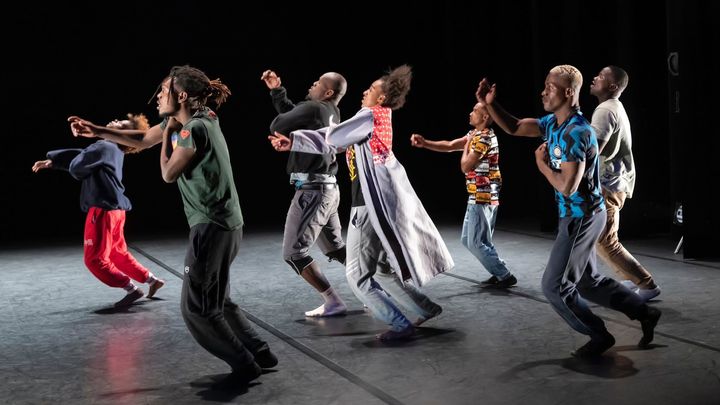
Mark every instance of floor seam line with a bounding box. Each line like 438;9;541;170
443;272;720;353
130;244;406;405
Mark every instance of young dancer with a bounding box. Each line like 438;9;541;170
33;114;165;307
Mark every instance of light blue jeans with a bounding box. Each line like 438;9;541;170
346;206;440;331
460;203;511;280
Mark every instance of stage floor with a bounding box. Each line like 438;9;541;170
1;225;718;404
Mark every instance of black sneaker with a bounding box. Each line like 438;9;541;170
254;347;278;369
638;307;662;349
480;276;499;285
484;275;517;288
571;331;616;358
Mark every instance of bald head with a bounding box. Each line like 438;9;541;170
307;72;347;105
470;101;493;129
322;72;347;104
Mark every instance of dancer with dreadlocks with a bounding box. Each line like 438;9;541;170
270;65;451;341
70;66;277;385
33;114;165;307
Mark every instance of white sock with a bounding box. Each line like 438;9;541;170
146;273;158;286
305;287;346;317
123;282;138;293
320;287;344;306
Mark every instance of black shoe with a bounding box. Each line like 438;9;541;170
638;307;662;349
484;275;517;289
254;347;278;369
480;275;499;285
571;332;616;358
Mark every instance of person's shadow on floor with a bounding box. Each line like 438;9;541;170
498;351;643;380
190;369;277;402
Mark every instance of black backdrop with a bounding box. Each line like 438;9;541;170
3;1;717;259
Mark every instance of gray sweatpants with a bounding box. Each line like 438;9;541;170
541;211;647;338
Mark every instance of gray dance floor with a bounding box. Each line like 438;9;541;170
2;224;719;405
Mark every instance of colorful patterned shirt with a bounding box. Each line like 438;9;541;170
465;128;502;205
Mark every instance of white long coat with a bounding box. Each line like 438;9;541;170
291;107;453;286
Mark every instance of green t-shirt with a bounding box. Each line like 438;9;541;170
170;108;243;230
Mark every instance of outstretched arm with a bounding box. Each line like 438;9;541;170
326;108;375;149
32;159;52;172
476;79;542;137
270;129;341;155
41;149;83;172
68;116;163;151
410;134;466;152
268;132;292;152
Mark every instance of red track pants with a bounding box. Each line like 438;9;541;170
83;207;149;288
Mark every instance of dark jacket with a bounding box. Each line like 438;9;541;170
269;87;340;177
47;140;131;212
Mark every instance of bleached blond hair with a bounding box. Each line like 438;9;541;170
550;65;583;92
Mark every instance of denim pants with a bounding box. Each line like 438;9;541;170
346;206;439;331
460;203;511;280
541;212;647;338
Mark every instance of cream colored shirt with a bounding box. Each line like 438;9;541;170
591;99;636;198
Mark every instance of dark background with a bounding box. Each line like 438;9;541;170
3;1;718;259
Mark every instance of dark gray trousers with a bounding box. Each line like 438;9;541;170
181;223;268;371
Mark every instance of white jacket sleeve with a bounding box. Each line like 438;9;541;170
326;108;374;149
289;127;341;155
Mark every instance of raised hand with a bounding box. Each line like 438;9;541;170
267;131;291;152
165;117;183;133
410;133;426;148
67;116;98;138
32;159;52;172
261;70;282;90
475;78;497;105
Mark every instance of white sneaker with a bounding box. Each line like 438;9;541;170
637;286;661;301
620;279;639;292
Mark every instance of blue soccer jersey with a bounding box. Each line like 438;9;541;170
538;111;605;218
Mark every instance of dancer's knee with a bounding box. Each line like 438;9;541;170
284;256;314;275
